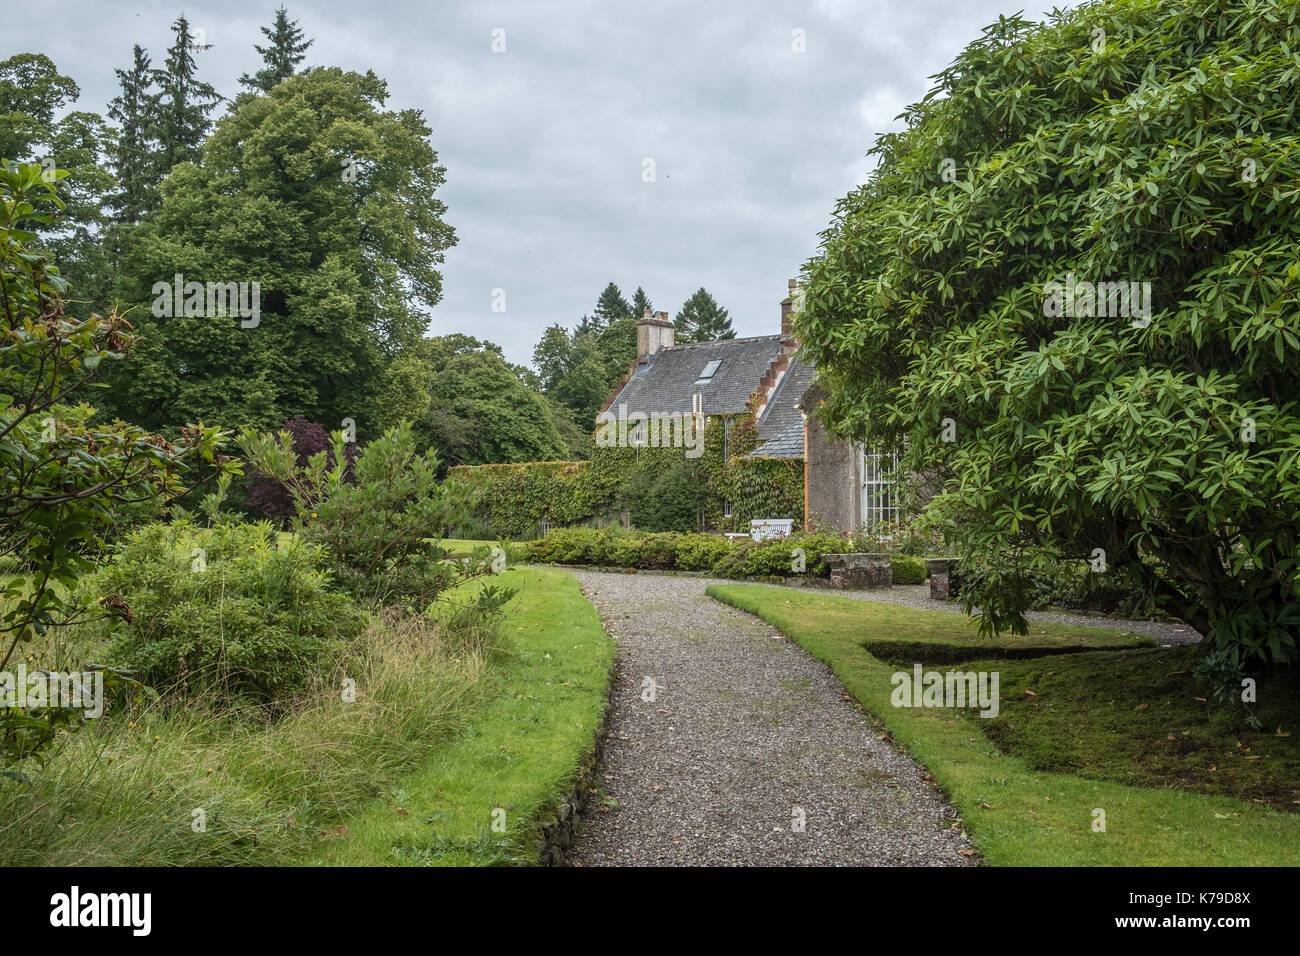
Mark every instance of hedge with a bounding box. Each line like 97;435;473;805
446;410;804;538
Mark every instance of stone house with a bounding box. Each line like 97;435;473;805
597;281;901;533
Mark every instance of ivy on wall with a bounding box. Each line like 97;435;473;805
446;406;805;537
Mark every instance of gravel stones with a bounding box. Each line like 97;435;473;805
565;570;978;867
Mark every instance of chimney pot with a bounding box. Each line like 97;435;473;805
636;310;675;363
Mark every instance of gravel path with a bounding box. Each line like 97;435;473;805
748;581;1202;646
566;570;978;867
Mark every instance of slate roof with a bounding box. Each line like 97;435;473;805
605;335;786;418
751;352;815;458
751;421;804;458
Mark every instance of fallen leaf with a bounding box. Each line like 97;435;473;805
1134;702;1148;710
957;849;976;856
1025;689;1037;696
979;802;992;809
394;807;408;816
1276;728;1291;738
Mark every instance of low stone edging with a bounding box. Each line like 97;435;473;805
531;632;615;866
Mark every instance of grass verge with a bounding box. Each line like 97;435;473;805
300;566;613;865
707;584;1300;865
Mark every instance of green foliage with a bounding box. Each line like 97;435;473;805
674;532;734;571
93;520;366;705
419;340;569;466
447;402;804;538
590;281;632;332
106;66;456;433
798;0;1300;660
673;286;734;343
239;421;476;606
0;54;116;307
106;45;159;227
1193;645;1250;708
890;554;927;585
151;16;223;174
528;526;854;579
0;161;234;676
239;5;314;93
1;667;148;770
620;454;702;532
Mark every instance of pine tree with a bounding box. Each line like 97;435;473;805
631;286;653;318
107;45;160;225
152;16;222;172
673;287;734;343
592;281;632;331
239;6;314;93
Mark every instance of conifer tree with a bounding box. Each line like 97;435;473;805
673;287;734;343
239;6;314;92
152;16;222;172
107;45;159;225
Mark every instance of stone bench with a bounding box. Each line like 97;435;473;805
925;558;957;601
821;553;891;590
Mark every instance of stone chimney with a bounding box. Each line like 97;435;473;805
636;308;675;364
780;279;802;340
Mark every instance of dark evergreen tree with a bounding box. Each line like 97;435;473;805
107;45;160;225
239;6;314;93
152;16;222;173
673;287;734;343
631;286;653;318
591;281;632;331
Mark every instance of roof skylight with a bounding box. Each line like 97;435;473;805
694;359;722;384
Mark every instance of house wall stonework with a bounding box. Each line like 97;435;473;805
803;384;861;532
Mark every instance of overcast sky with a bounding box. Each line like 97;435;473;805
17;0;1064;366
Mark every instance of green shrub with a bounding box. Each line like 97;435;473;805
240;422;474;607
891;555;927;585
637;533;681;570
711;540;756;578
675;534;735;571
92;521;368;705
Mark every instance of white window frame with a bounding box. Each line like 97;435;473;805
860;447;900;534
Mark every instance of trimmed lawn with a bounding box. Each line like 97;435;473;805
745;588;1155;663
302;567;614;865
439;538;496;554
986;644;1300;807
708;584;1300;866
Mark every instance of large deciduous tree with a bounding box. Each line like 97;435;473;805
374;335;569;466
0;54;115;310
108;67;457;433
798;0;1300;663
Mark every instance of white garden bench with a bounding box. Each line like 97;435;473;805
749;519;793;541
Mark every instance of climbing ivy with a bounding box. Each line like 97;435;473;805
447;407;804;537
